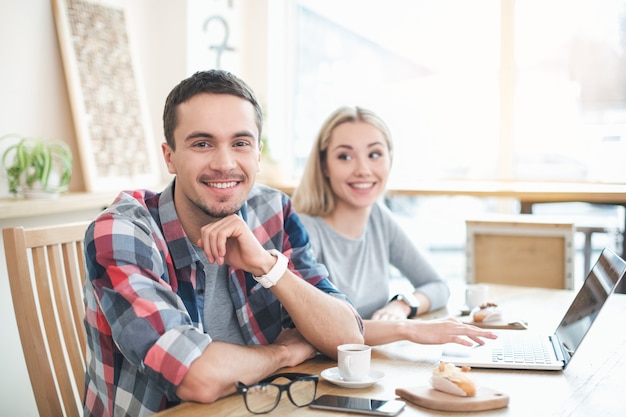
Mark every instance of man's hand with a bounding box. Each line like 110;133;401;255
198;214;274;275
273;328;317;368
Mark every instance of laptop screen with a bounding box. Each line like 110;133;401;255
555;248;626;366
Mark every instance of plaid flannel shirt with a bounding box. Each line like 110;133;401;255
82;181;360;417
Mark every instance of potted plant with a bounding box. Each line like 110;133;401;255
1;133;73;198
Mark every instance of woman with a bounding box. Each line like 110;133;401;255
292;105;495;346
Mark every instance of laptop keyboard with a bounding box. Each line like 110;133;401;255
492;332;554;365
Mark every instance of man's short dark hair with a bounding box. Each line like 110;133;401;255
162;70;263;149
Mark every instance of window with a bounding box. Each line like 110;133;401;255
513;0;626;182
285;0;626;184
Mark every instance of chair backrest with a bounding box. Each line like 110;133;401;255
465;214;575;290
3;222;90;417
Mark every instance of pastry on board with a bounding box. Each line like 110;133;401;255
472;302;503;323
430;361;476;397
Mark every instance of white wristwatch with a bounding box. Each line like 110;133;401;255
253;249;288;288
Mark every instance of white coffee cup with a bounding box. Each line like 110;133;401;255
337;343;371;381
465;284;489;309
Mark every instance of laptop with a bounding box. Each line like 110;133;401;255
441;247;626;371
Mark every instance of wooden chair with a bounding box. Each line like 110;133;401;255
465;215;575;290
3;222;90;417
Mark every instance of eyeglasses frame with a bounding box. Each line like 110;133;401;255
236;372;319;414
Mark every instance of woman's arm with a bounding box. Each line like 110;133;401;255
362;317;496;347
380;203;451;312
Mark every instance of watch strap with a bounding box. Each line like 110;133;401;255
391;293;419;318
253;249;288;288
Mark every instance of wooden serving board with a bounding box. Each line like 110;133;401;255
396;385;509;412
459;316;527;330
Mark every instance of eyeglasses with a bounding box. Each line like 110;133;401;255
237;372;318;414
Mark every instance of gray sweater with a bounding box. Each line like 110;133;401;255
298;202;450;319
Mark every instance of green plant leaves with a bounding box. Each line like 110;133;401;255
0;133;73;196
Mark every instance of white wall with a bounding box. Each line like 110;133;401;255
0;1;270;415
0;0;78;196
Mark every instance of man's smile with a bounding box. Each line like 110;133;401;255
205;181;239;189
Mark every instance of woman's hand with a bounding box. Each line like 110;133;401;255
402;317;497;346
371;302;410;321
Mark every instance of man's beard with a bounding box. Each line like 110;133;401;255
194;195;244;220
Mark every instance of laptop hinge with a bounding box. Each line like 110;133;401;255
550;334;568;366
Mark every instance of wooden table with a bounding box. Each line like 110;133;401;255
153;284;626;416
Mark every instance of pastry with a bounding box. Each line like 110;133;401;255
472;302;502;323
431;361;476;397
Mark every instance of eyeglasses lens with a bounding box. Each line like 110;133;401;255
242;376;317;414
288;379;317;406
245;384;280;414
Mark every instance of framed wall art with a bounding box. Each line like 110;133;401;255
51;0;160;192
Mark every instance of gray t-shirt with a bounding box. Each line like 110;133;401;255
298;202;449;319
195;245;245;345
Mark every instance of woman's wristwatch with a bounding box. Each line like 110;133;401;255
390;293;420;318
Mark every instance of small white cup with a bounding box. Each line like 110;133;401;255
465;284;489;309
337;343;371;381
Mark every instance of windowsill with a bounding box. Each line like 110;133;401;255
0;191;119;220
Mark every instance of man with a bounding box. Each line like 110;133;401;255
82;70;364;416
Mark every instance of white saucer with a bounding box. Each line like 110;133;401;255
320;367;385;389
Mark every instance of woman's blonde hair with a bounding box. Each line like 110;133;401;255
292;105;393;216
